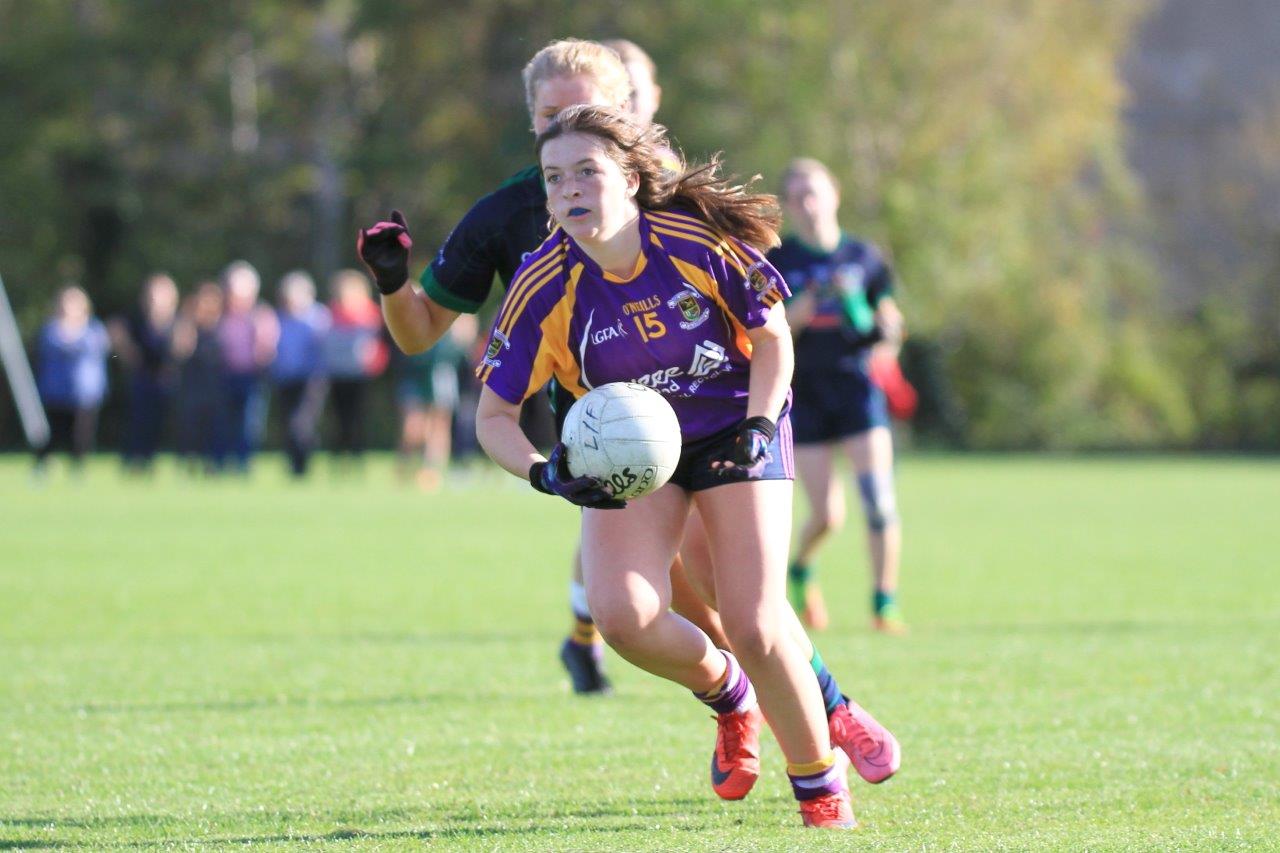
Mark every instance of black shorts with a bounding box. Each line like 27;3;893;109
667;415;795;492
791;362;889;445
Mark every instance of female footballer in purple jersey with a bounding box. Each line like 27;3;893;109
358;40;899;801
473;106;856;829
359;39;731;694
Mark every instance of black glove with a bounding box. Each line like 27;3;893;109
714;416;776;473
357;209;412;295
529;443;627;509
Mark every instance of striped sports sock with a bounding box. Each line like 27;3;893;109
569;581;601;645
788;752;846;801
809;647;845;716
693;651;756;714
570;615;601;646
788;562;811;612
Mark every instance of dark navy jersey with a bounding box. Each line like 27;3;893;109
767;234;893;374
419;165;551;314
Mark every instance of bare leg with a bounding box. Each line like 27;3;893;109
682;500;821;686
696;480;828;765
669;552;730;650
397;405;426;482
791;444;841;628
847;427;899;597
420;406;451;490
581;485;724;691
793;443;844;567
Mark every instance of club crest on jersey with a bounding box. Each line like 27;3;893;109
746;262;780;303
482;329;510;368
667;287;709;330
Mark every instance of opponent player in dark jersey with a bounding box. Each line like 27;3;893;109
769;158;908;634
362;39;733;696
362;40;646;693
475;105;856;829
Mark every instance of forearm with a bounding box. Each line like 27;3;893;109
381;285;459;355
475;391;545;479
746;318;794;422
874;298;905;351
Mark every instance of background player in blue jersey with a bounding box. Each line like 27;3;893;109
474;105;856;828
769;158;908;634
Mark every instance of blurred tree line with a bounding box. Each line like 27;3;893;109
0;0;1272;450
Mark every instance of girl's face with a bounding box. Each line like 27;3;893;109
58;289;90;326
784;170;840;233
622;61;661;127
531;74;614;135
541;131;639;246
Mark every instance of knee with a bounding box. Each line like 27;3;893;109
809;509;844;537
589;596;661;651
856;470;899;531
721;615;786;668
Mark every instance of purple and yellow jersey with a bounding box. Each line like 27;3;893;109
478;208;791;442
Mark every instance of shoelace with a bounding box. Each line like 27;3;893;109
717;711;751;760
836;707;880;758
803;794;848;822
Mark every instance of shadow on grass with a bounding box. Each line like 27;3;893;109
2;797;736;848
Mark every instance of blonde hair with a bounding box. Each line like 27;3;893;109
780;157;839;197
521;39;632;116
602;38;656;81
536;105;782;250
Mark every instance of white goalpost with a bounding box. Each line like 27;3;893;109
0;274;50;449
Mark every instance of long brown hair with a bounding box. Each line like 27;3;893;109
535;105;782;250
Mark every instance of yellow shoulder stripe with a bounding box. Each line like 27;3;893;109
650;226;747;278
648;211;760;275
647;210;725;244
496;257;564;340
495;245;565;332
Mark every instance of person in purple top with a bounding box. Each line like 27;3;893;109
473;105;855;829
34;285;111;476
272;271;331;477
218;260;279;472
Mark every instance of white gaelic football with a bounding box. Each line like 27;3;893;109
561;382;682;500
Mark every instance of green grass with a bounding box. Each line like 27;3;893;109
2;453;1278;851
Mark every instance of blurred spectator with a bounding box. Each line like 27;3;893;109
218;261;279;472
396;314;476;489
173;281;229;473
108;273;179;473
33;285;111;476
323;269;387;466
272;271;330;478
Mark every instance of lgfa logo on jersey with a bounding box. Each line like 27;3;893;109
590;318;628;346
482;328;510;368
666;285;709;330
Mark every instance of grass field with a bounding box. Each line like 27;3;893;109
3;453;1278;851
